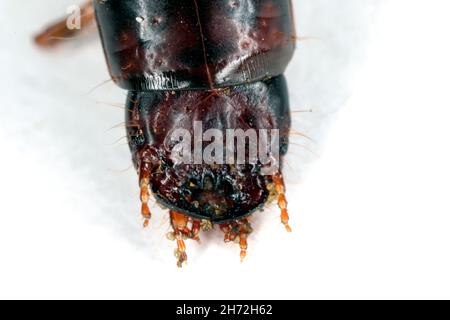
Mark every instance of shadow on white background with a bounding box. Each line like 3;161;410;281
2;0;450;299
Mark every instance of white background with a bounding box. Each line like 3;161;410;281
1;0;450;299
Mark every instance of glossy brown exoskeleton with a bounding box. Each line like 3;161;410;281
36;0;296;267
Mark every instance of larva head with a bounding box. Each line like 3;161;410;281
126;76;291;223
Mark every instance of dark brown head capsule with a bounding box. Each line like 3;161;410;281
94;0;296;265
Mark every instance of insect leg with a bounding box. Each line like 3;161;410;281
220;224;232;243
139;167;152;228
190;219;201;241
238;219;253;262
221;222;239;243
35;1;95;47
220;219;253;262
239;232;248;262
273;174;292;232
170;211;190;268
177;218;200;241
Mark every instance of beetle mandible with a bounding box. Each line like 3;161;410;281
36;0;296;267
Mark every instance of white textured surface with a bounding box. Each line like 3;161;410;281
2;0;450;299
